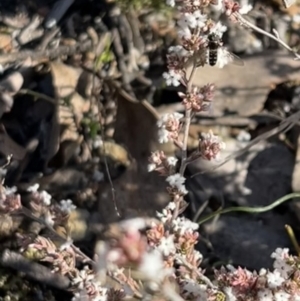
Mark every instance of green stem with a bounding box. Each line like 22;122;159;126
285;224;300;256
198;193;300;225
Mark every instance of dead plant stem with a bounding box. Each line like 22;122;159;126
235;13;300;60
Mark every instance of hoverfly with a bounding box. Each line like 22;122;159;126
207;33;244;67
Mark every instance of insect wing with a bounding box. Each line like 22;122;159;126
226;50;244;66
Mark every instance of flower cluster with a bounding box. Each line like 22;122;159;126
213;248;300;301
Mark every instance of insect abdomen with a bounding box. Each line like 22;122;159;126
209;50;218;66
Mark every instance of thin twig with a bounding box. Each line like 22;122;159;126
0;249;70;289
192;110;300;177
235;12;300;60
171;64;197;222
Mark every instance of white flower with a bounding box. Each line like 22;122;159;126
178;27;192;39
267;270;285;289
166;173;184;186
223;287;237;301
178;11;207;29
156;202;176;222
259;268;267;276
59;238;73;251
172;217;199;234
148;163;156;172
158;128;170;143
163;70;182;86
119;217;148;231
271;248;293;279
193;250;203;261
166;173;188;194
44;211;54;227
139;250;173;282
168;45;190;58
166;202;176;210
166;156;178;166
239;4;253;15
257;289;273;301
182;279;207;299
192;0;200;6
5;186;17;196
72;266;95;289
210;22;227;38
271;248;290;260
156;210;171;223
274;291;290;301
93;135;103;149
274;262;293;279
166;0;175;6
210;0;224;11
157;235;176;256
27;183;40;193
40;190;52;206
59;199;76;213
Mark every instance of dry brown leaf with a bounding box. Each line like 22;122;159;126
0;33;12;53
96;89;171;224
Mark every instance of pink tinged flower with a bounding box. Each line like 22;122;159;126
163;70;182;86
0;193;22;213
223;0;241;17
166;173;188;195
267;270;285;289
257;289;273;301
200;83;215;102
198;130;226;160
231;267;255;289
157;112;183;129
157;113;183;143
179;84;214;112
274;291;291;301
